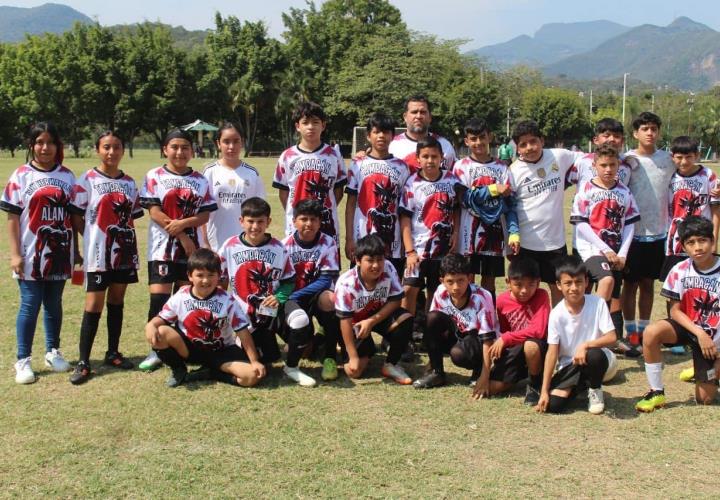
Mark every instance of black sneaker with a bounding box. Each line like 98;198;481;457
614;339;642;358
69;361;92;385
413;370;446;389
524;384;541;406
104;351;134;370
185;366;213;383
165;364;188;388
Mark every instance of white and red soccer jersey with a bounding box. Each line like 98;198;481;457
70;168;143;273
662;257;720;348
218;234;295;329
335;260;404;323
139;166;217;264
158;285;249;350
202;161;266;250
0;163;75;280
272;144;347;242
566;152;633;188
508;148;582;251
283;231;339;290
388;132;457;174
666;166;720;256
570;181;640;260
400;170;460;260
453;157;510;256
346;154;410;258
430;284;497;340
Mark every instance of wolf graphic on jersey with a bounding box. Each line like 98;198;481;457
95;193;138;270
359;175;398;255
29;187;72;279
689;291;720;339
668;190;707;255
183;309;227;350
163;188;201;261
589;199;624;252
292;171;335;238
422;192;454;258
468;175;504;255
235;261;277;326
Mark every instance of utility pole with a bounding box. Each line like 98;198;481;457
506;97;511;137
622;73;630;126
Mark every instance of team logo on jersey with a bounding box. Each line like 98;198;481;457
158;264;168;277
294;171;335;237
421;192;454;258
359;174;398;256
589;199;624;252
234;261;277;325
97;192;138;270
183;309;226;350
551;163;559;173
28;187;72;279
669;190;706;254
683;289;720;339
162;188;202;260
294;261;320;290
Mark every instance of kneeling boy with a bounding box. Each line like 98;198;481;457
334;234;414;384
636;216;720;412
145;248;266;387
536;257;617;414
412;253;497;398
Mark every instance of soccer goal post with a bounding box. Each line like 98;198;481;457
352;126;407;155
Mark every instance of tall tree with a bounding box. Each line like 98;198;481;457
521;87;592;145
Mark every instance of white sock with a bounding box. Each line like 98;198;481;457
645;362;664;391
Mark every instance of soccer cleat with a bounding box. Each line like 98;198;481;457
104;351;134;370
283;365;317;387
679;366;695;382
412;370;446;389
44;348;71;372
321;358;338;381
524;384;541;406
669;345;686;355
14;357;36;384
69;361;92;385
588;388;605;414
381;363;412;385
139;351;162;372
165;364;188;388
614;339;642;358
635;389;666;413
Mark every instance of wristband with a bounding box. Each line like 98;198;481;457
406;249;417;256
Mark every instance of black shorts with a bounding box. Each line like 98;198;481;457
490;338;547;384
389;257;406;279
340;307;410;360
514;246;567;284
85;269;138;292
148;261;188;285
470;254;505;277
403;258;441;289
662;319;719;384
625;239;665;281
181;336;249;369
549;348;611;390
585;255;623;299
659;255;687;282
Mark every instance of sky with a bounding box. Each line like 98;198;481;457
5;0;720;50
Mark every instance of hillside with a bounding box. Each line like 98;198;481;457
0;3;92;42
107;23;209;51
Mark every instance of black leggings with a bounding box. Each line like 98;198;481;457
547;347;608;414
425;311;483;373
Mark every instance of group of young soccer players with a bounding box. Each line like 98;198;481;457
3;95;720;416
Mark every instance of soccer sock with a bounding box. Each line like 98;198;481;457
153;347;186;370
386;317;413;365
583;348;609;389
106;303;124;354
625;320;636;336
78;311;101;364
211;369;240;386
317;310;339;361
147;293;171;322
529;374;542;390
637;319;649;333
285;307;311;368
644;362;664;392
610;311;624;341
425;311;449;373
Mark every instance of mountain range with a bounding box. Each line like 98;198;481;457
0;3;92;42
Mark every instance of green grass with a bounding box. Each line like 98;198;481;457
0;149;718;498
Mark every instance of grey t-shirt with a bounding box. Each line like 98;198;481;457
626;149;675;239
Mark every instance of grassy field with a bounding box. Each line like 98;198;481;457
0;149;718;498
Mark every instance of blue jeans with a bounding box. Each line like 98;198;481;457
16;279;66;359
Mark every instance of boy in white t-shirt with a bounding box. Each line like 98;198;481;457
536;257;618;415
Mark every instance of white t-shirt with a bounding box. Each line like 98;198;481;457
548;294;614;369
202;161;266;250
389;132;457;174
346;154;409;258
625;149;676;239
430;283;498;340
508;149;582;251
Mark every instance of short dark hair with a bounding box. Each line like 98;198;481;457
439;253;472;277
416;135;443;156
512;120;542;144
95;130;125;150
678;215;714;244
507;257;540;281
187;248;222;274
241;197;271;218
354;234;386;260
593;143;619;159
27;121;63;164
366;113;396;135
293;199;323;219
163;128;194;147
555;256;587;281
404;94;431;113
670;136;700;155
463;118;491;137
594;118;623;136
215;121;244;142
632;111;662;131
292;101;327;124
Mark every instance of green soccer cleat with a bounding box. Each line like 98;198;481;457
636;390;666;413
321;358;338;381
679;366;695;383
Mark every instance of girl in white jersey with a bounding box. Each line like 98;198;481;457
1;122;75;384
68;131;144;384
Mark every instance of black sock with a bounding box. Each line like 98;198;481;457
211;369;240;386
318;310;339;361
79;311;102;364
148;293;171;322
153;347;186;371
530;374;542;390
610;311;624;340
488;289;496;305
106;303;124;354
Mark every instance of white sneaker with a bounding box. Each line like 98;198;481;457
44;348;71;372
283;365;317;387
139;351;162;372
588;387;605;414
381;363;412;385
15;357;36;384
